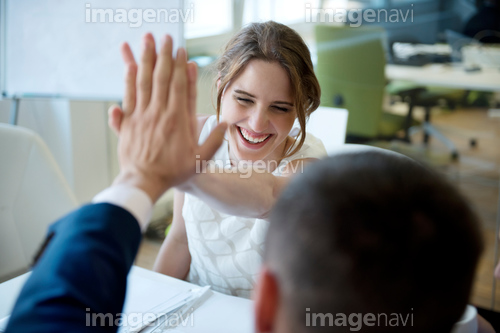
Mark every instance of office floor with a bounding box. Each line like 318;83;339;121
135;106;500;310
429;107;500;311
377;106;500;310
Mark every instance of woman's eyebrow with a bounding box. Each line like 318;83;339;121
234;89;294;106
233;89;256;98
274;101;294;106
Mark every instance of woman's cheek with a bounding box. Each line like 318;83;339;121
273;114;295;137
222;102;244;122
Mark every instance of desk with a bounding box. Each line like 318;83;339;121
0;266;254;333
386;64;500;92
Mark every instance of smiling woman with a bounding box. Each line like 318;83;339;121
152;21;327;298
216;21;321;161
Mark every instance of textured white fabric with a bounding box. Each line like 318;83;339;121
183;116;327;298
92;185;153;230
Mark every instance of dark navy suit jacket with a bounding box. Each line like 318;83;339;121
5;203;142;333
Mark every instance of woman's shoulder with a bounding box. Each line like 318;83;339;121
289;132;327;161
197;114;217;143
197;114;211;134
272;133;326;177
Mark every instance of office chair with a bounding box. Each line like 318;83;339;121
387;81;466;160
386;30;474;160
0;124;77;281
315;25;416;143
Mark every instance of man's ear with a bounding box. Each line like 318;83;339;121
254;266;280;333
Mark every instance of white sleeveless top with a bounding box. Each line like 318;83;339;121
182;115;327;298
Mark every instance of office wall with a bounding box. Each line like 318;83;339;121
2;0;184;100
0;65;214;216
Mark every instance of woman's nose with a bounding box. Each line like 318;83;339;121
248;108;269;133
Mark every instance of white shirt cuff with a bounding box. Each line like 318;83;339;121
92;185;153;230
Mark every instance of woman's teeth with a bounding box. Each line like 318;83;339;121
239;127;271;144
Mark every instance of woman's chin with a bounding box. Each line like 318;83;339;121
229;138;264;161
235;142;275;162
234;150;265;163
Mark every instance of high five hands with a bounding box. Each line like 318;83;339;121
111;34;227;203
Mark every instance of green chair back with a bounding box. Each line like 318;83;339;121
315;25;387;138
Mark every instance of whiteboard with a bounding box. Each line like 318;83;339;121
2;0;185;100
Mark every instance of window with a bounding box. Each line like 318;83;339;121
184;0;233;39
185;0;321;56
243;0;320;26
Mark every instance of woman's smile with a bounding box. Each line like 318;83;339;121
237;126;273;146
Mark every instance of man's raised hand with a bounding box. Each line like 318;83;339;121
113;34;226;202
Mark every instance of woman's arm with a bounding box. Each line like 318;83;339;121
153;190;191;280
180;158;316;219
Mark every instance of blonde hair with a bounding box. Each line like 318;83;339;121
215;21;321;158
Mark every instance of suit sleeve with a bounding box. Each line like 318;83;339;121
6;203;142;333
